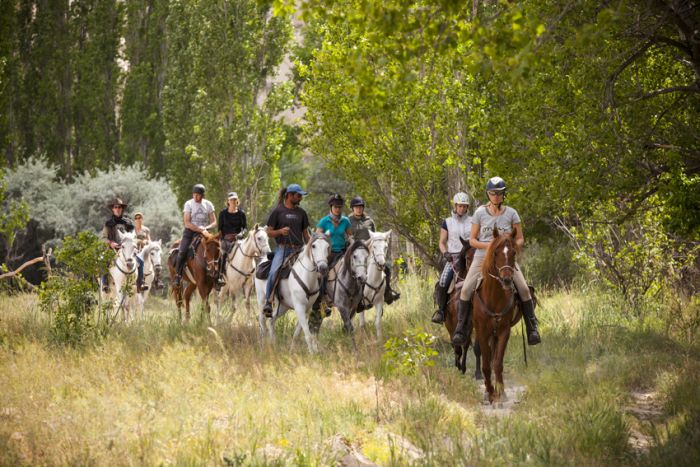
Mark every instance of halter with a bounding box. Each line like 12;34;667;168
115;244;137;275
227;235;261;277
291;236;330;298
328;245;368;301
141;244;162;277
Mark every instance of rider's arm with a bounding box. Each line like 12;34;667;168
513;223;525;249
203;211;217;231
469;222;489;250
439;225;448;255
183;212;203;233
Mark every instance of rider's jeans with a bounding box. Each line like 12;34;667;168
459;255;531;302
265;246;296;301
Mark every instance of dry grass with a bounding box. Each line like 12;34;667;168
1;275;698;465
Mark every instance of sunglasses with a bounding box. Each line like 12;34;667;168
487;191;504;196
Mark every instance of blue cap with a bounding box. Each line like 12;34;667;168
286;183;308;195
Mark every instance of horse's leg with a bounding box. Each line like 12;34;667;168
291;322;302;351
479;328;494;403
493;329;511;403
294;302;318;354
374;301;384;341
183;283;196;322
473;340;483;380
453;344;463;373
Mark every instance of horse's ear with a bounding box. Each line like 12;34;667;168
385;229;392;238
493;226;500;238
262;225;268;232
254;222;259;230
213;232;221;240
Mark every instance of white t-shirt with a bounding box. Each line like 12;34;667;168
471;205;521;259
184;199;215;229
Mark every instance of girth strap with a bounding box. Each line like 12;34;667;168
291;268;319;299
475;286;515;321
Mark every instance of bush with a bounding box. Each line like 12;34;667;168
38;231;114;346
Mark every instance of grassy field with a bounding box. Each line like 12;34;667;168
1;275;698;466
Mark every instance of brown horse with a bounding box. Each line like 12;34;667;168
167;233;222;321
472;227;522;403
442;238;482;379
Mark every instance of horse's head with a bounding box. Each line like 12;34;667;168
344;240;369;285
367;230;391;268
482;227;517;290
147;240;163;276
203;233;222;279
307;233;330;277
254;224;272;257
453;236;472;277
117;230;137;270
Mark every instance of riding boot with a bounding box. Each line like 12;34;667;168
383;265;401;304
215;254;226;290
521;299;541;345
174;254;186;287
452;299;472;346
431;283;449;324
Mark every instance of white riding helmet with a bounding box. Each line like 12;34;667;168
452;192;471;205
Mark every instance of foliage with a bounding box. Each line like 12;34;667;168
3;158;181;244
382;329;438;376
0;168;29;251
38;231;114;346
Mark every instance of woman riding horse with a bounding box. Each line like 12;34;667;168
216;191;248;289
452;177;541;347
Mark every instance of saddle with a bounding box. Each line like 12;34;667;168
255;250;301;281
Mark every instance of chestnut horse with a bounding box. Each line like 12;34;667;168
167;233;222;322
473;227;522;404
442;237;482;379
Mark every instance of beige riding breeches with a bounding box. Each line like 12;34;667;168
459;255;531;302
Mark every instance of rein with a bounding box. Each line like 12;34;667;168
289;236;330;299
227;242;256;277
115;247;137;275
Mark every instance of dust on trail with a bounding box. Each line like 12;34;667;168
625;390;664;455
479;383;527;417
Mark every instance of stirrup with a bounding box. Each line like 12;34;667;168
262;302;273;318
431;309;445;324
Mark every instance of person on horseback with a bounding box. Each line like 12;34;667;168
133;212;151;249
312;193;353;315
174;184;217;287
100;198;146;292
348;196;400;306
452;177;541;346
432;192;472;324
261;183;311;318
216;191;248;289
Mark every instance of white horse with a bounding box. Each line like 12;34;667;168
136;240;163;319
255;233;330;353
357;230;392;340
101;230;138;322
218;224;271;314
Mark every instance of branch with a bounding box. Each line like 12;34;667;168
0;256;45;280
631;82;700;101
604;39;656;110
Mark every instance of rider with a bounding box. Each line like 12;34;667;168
314;193;353;315
100;198;145;292
174;184;217;287
348;196;400;305
432;192;472;324
452;177;541;346
261;183;311;318
216;191;248;289
133;212;151;250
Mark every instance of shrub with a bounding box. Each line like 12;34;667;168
382;330;438;376
38;231;114;346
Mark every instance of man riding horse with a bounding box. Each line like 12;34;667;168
452;177;541;347
348;195;401;306
432;192;472;324
174;184;217;287
101;198;146;292
261;183;311;318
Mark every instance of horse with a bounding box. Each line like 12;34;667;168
441;237;482;379
255;233;330;353
472;227;522;404
356;230;392;340
136;240;163;319
217;224;271;315
101;230;138;322
167;233;222;322
300;240;369;343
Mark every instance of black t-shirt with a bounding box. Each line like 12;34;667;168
218;208;247;236
266;204;310;247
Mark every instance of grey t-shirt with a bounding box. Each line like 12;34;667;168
471;205;521;258
184;199;215;229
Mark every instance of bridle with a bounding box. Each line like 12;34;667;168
115;243;137;275
227;231;265;277
291;236;330;298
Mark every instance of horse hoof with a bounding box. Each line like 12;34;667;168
474;371;483;380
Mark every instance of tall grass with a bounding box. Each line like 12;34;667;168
1;275;698;465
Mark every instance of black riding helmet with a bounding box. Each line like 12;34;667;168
350;196;365;208
328;193;344;207
192;184;206;195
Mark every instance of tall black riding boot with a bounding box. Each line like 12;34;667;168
452;299;472;346
521;299;541;345
431;284;449;324
215;254;226;290
174;253;186;287
383;265;400;304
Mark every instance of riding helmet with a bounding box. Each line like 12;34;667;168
485;177;506;192
350;196;365;208
328;193;344;206
452;192;471;205
192;184;206;195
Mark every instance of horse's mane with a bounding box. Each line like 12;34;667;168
480;232;516;276
342;240;368;269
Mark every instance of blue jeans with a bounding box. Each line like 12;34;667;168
265;246;296;301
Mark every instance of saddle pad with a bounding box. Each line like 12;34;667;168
256;260;272;280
